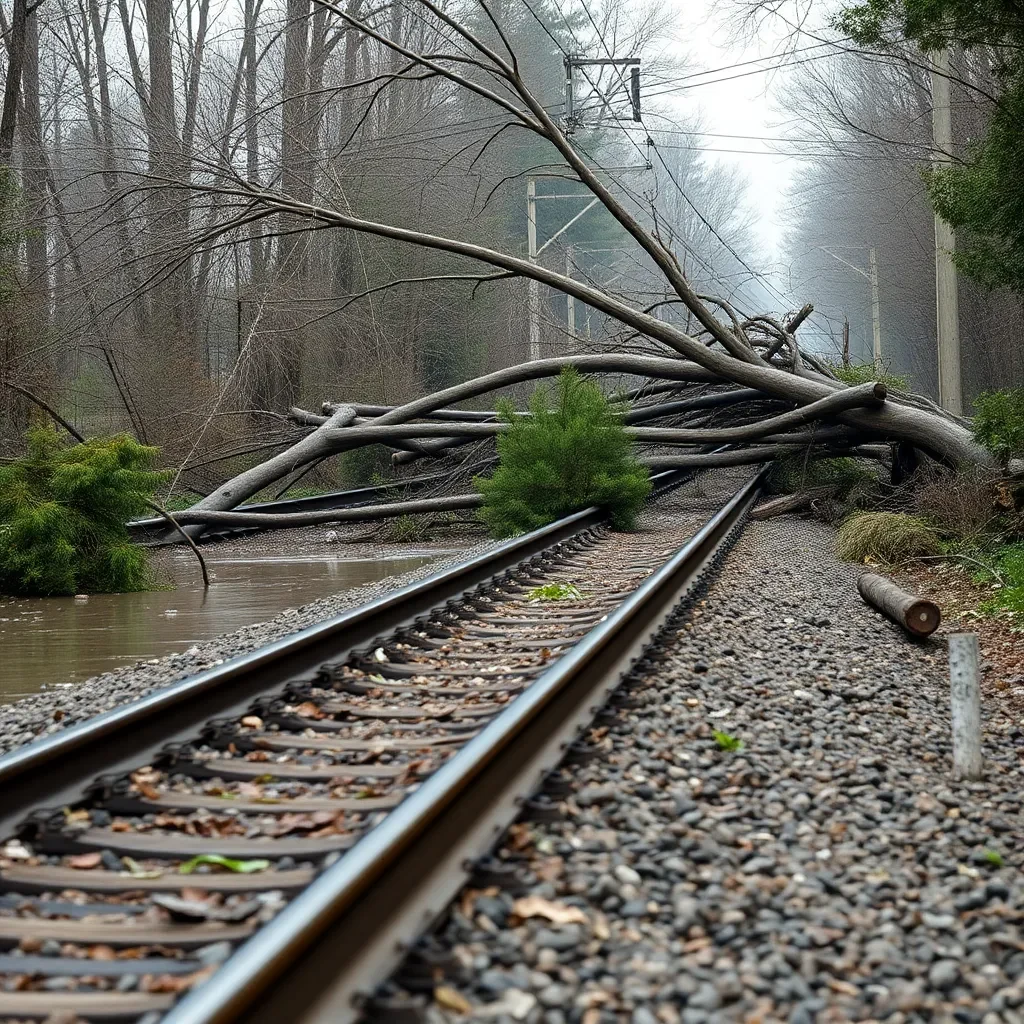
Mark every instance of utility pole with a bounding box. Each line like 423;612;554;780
526;177;540;361
869;247;882;371
522;54;648;356
821;245;882;367
526;176;601;358
566;244;576;341
931;47;963;415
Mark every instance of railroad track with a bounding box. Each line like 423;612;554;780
0;468;763;1024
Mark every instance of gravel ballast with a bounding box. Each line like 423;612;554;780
0;535;498;756
377;513;1024;1024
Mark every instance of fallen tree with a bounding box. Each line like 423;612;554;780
148;0;1017;533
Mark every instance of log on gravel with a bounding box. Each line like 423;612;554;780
750;488;834;520
857;572;941;637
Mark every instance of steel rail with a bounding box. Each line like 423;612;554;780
0;469;688;841
161;468;766;1024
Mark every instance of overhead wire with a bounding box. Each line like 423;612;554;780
550;0;801;315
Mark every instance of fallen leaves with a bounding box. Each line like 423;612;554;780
434;986;472;1013
67;852;102;870
142;966;216;994
121;856;163;879
510;896;588;925
265;811;346;837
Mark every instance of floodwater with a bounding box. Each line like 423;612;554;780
0;550;438;704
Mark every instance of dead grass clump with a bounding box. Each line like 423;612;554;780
837;512;941;564
909;465;1003;548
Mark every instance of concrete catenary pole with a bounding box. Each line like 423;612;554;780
869;247;882;371
526;177;541;361
566;244;576;341
931;48;962;415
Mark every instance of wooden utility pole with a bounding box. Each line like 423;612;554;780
931;48;962;415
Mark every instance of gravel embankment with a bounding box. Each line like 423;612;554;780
0;479;722;755
381;516;1024;1024
0;535;498;756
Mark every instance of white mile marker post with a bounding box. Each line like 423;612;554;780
948;632;983;781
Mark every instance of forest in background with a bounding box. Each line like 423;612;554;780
0;0;1019;499
0;0;765;497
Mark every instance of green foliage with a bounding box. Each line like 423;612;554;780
983;849;1005;867
383;514;430;543
0;428;168;596
527;582;584;601
835;0;1024;291
713;730;744;752
977;542;1024;619
178;854;270;874
836;511;942;563
339;444;395;488
475;368;651;538
972;388;1024;464
827;361;910;391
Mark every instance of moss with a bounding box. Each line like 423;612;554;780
836;511;941;563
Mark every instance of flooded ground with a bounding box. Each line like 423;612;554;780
0;549;438;703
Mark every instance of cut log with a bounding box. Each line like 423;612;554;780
857;573;941;637
750;488;833;520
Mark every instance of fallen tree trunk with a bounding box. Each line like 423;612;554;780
390;388;779;466
288;382;883;458
644;444;891;470
169;492;484;529
187;355;720;515
750;488;834;520
857;572;941;637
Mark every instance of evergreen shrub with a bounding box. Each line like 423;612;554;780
973;388;1024;465
475;368;651;537
0;428;168;596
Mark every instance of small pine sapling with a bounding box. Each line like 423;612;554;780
476;368;651;538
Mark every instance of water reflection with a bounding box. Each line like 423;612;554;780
0;550;438;703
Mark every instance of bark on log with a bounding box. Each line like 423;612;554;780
644;444;889;470
300;383;884;450
750;488;833;520
189;403;357;517
857;572;941;637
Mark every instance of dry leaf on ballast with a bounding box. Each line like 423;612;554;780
434;986;472;1013
511;896;588;925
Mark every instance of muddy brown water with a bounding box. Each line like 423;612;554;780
0;550;439;704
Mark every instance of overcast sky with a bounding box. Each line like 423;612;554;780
666;1;801;252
